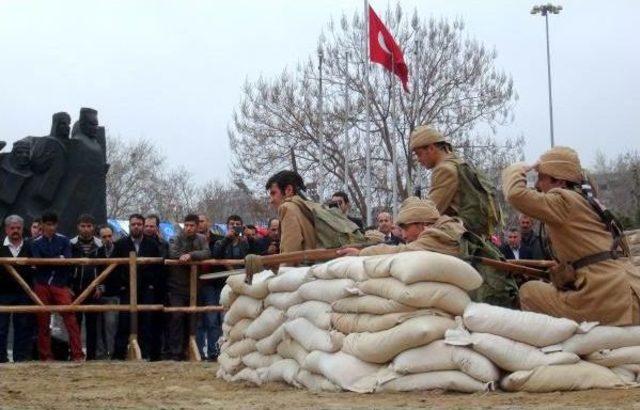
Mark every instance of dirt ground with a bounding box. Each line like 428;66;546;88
1;362;640;409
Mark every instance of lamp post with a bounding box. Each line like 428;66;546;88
531;3;562;148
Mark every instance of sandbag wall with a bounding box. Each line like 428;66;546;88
217;251;639;393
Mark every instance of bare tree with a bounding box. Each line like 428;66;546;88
196;180;272;225
229;4;523;218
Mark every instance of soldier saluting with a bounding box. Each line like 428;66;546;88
503;146;640;325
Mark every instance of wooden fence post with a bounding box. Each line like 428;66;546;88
187;264;201;362
127;251;142;360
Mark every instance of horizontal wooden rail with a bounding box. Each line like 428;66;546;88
0;257;245;267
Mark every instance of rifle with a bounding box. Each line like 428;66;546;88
467;256;549;280
243;243;370;284
506;259;557;269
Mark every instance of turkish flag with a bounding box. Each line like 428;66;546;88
369;5;409;92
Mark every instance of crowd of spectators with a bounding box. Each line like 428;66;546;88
0;210;281;363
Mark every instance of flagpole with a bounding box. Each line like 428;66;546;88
343;51;350;192
390;53;399;221
364;0;373;226
317;45;325;201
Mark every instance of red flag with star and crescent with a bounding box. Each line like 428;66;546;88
369;5;409;92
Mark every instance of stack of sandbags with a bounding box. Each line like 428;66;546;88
627;229;640;267
445;303;636;392
216;270;273;383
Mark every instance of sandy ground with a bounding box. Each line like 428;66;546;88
1;361;640;409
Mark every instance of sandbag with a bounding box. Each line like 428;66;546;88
392;340;500;382
228;318;253;342
378;370;492;393
231;367;262;385
267;267;313;293
257;359;301;387
331;310;451;334
357;278;470;315
245;306;286;340
226;270;274;299
500;361;632;392
242;352;282;369
284;317;344;353
224;295;263;325
586;346;640;367
255;324;285;355
276;337;309;366
363;251;483;290
342;316;456;364
296;369;342;392
560;326;640;355
302;350;382;393
286;301;332;330
332;295;415;315
445;327;580;372
225;338;257;358
218;352;243;374
297;279;356;303
264;291;303;311
463;302;584;347
220;285;236;308
216;366;233;382
324;256;368;281
612;364;640;383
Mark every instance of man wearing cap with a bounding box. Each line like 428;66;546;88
409;126;460;217
503;146;640;325
339;197;465;257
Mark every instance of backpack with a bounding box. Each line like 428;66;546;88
447;158;503;237
291;197;365;248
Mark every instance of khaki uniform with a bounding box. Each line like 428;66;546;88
360;216;465;257
429;154;461;217
503;163;640;325
278;195;317;254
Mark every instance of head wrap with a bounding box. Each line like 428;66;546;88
409;126;446;150
536;146;583;184
364;229;385;244
396;197;440;226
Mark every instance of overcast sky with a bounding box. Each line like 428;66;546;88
1;0;638;185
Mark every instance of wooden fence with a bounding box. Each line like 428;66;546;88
0;252;245;361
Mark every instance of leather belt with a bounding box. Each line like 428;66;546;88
571;250;621;271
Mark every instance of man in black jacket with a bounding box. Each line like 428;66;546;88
0;215;35;362
111;214;161;360
70;214;102;360
499;228;533;260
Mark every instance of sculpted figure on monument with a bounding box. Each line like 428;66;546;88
0;140;33;222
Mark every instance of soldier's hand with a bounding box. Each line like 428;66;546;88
337;247;360;257
549;262;577;291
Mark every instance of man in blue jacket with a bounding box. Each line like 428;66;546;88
31;211;84;361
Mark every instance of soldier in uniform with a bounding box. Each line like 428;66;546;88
265;170;317;254
503;146;640;325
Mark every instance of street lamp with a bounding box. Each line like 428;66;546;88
531;3;562;148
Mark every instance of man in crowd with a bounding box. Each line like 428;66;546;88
0;215;34;362
164;214;210;361
111;213;161;360
499;228;532;261
31;211;83;361
259;218;280;255
376;211;403;245
519;214;547;260
265;170;316;253
95;225;119;360
144;214;170;258
503;146;640;324
70;214;102;360
29;218;42;239
331;191;363;230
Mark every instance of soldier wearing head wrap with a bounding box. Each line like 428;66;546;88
340;197;465;257
503;146;640;325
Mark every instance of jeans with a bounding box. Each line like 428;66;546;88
34;283;84;361
196;284;222;360
76;299;98;360
0;293;34;362
95;296;119;360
